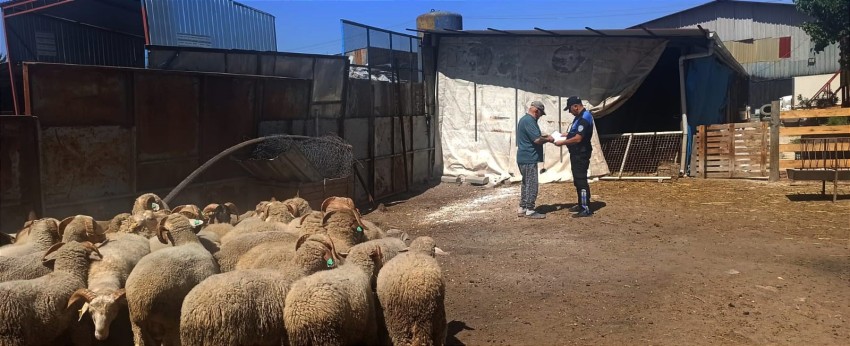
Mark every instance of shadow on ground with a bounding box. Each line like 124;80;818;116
445;320;475;346
537;201;608;214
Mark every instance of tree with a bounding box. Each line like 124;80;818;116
795;0;850;107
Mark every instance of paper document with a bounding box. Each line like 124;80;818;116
550;131;565;142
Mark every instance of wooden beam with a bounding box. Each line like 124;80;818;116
769;101;780;182
780;107;850;119
779;160;848;169
779;125;850;136
780;142;850;152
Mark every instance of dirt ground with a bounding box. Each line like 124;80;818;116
364;178;850;346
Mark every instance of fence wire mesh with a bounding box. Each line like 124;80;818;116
248;135;354;179
600;132;683;178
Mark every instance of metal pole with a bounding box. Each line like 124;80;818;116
619;134;633;178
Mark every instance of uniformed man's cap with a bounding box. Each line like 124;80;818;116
564;96;582;110
530;101;546;115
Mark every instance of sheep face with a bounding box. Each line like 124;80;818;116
172;205;203;221
90;289;126;340
321;210;368;251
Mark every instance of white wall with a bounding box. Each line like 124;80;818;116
792;72;843;105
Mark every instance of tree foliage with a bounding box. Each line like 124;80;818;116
795;0;850;53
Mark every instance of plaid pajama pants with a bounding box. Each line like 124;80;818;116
518;163;538;210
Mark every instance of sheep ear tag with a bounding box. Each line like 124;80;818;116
190;219;204;227
151;202;160;211
326;258;335;268
355;226;363;233
78;302;90;321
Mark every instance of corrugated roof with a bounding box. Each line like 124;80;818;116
630;0;796;29
415;27;710;38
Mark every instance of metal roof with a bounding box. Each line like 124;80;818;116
630;0;796;29
412;27;712;39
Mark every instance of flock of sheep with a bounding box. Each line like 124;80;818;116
0;193;447;346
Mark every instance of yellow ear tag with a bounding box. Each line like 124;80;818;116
78;302;90;321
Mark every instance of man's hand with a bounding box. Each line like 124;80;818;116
534;135;554;145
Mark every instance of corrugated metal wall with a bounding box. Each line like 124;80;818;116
143;0;276;51
639;1;840;80
4;14;144;67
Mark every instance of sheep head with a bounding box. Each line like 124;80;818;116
295;233;343;270
321;209;366;235
157;213;203;245
172;204;204;221
321;196;356;213
68;288;126;341
262;201;296;224
17;217;60;245
202;202;238;224
59;215;107;243
408;236;448;257
132;193;169;215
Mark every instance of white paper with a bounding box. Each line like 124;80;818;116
550;131;566;142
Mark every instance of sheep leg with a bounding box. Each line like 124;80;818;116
131;322;156;346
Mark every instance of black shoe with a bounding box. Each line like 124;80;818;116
568;205;583;213
572;210;593;218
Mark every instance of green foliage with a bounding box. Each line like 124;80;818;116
795;0;850;53
825;116;849;126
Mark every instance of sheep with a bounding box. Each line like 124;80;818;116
71;232;150;342
237;209;369;270
202;202;239;225
376;236;447;346
59;215;108;244
284;241;385;346
125;213;219;346
214;231;299;272
261;200;298;223
101;213;132;234
0;218;60;257
219;216;290;244
0;241;103;346
283;196;312;218
319;196;386;241
197;223;234;243
180;233;343;346
0;247;54;282
131;193;169;215
5;211;37;245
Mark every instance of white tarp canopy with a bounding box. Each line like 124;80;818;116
436;36;668;183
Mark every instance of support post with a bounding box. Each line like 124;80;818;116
769;100;781;182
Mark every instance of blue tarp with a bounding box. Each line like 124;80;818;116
684;56;733;174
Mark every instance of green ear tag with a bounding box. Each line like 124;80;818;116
151;203;160;211
326;258;335;267
190;219;204;227
356;226;363;233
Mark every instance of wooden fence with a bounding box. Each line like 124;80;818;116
693;122;770;178
779;107;850;170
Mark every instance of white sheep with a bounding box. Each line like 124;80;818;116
180;233;343;345
377;236;447;346
125;213;219;346
284;242;385;346
0;241;103;346
218;216;290;244
214;231;299;271
0;247;53;282
69;232;150;342
0;218;60;257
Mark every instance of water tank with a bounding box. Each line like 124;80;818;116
416;10;462;36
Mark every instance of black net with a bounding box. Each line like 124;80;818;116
246;135;354;179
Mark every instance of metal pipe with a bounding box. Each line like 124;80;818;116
163;135;352;204
4;0;75;18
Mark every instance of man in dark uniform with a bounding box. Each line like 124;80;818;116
516;100;554;219
555;96;594;217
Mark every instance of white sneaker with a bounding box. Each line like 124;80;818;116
517;207;527;217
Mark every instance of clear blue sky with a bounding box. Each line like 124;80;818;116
0;0;796;57
244;0;795;55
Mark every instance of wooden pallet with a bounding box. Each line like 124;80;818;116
694;122;770;178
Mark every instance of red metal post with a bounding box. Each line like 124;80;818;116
3;0;75;19
140;2;150;45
